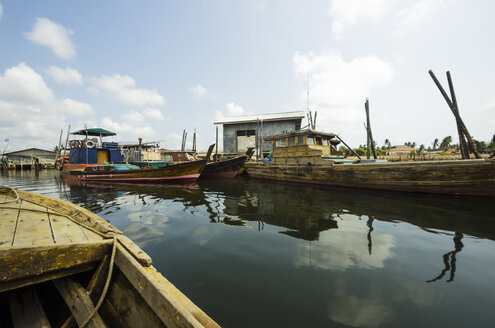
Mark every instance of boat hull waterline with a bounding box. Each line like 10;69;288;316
245;159;495;197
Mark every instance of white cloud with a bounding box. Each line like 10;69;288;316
188;84;207;97
122;111;145;123
101;116;157;140
215;102;247;121
226;102;245;116
0;62;54;103
0;3;3;22
0;63;93;148
144;108;165;120
395;0;447;36
25;18;75;59
329;0;392;37
293;52;394;127
47;66;83;85
92;74;164;107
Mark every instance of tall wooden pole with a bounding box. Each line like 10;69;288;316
446;71;469;159
55;129;63;163
260;120;263;159
215;126;218;161
428;70;481;159
61;125;70;167
365;99;377;159
255;119;259;160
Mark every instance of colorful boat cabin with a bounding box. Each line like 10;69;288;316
264;130;344;165
62;128;122;172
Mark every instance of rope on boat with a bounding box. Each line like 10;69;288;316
0;185;20;204
80;235;117;328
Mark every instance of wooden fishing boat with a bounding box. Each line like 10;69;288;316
244;130;495;197
200;148;253;179
0;185;219;327
71;160;208;183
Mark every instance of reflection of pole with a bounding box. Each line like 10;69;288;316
426;232;464;283
366;216;374;255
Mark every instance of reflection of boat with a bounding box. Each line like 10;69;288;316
0;185;219;327
245;130;495;197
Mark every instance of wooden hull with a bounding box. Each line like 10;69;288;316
0;185;219;327
244;159;495;197
72;160;207;183
200;156;248;179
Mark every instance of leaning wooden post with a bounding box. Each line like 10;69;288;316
428;70;482;159
55;129;63;164
255;119;259;160
446;71;469;159
365;99;377;159
364;123;371;159
260;119;263;159
335;135;361;159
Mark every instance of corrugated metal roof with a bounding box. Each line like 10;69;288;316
214;111;306;125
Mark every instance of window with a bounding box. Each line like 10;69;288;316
323;139;329;146
237;130;256;137
307;137;314;145
276;138;287;147
316;137;323;145
288;136;295;146
298;136;304;145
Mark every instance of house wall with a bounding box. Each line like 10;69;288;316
222;120;301;153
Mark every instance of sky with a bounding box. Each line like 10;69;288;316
1;0;494;152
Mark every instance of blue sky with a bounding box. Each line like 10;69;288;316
1;0;494;151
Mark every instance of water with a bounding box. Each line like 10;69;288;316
2;169;495;328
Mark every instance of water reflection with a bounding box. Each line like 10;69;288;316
3;170;495;327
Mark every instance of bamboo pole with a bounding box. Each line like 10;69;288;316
260;120;263;159
365;99;377;159
428;70;481;159
55;129;63;164
446;71;469;159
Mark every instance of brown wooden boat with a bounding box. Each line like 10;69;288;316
71;160;207;183
200;148;253;179
0;185;219;327
244;130;495;197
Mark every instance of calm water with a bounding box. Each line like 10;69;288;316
1;169;495;328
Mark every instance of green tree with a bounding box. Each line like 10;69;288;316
439;136;453;149
432;138;439;150
384;139;391;149
418;144;425;153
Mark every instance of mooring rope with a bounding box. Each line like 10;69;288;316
80;235;117;328
0;185;20;204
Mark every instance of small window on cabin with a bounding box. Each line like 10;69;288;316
246;130;256;136
276;138;287;147
236;130;246;136
288;136;295;146
316;137;323;145
323;139;329;146
298;136;304;145
307;137;314;145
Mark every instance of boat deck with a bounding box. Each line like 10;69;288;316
0;195;103;248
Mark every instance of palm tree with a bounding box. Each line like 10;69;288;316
384;139;391;149
433;138;439;150
419;144;425;153
411;142;416;148
440;136;453;149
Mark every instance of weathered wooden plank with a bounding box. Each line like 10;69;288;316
100;272;166;328
60;255;110;328
115;244;214;328
0;262;96;293
0;208;18;247
12;201;54;246
53;277;107;328
50;213;101;244
118;235;152;267
0;240;112;282
8;286;51;328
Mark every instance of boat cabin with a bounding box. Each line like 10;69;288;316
67;128;122;165
264;130;343;165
